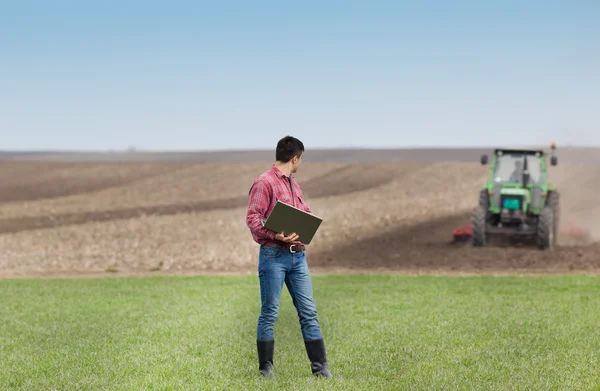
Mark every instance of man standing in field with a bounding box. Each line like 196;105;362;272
246;135;331;379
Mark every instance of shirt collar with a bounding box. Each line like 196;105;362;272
271;164;293;179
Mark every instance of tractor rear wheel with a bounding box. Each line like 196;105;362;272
537;206;555;249
471;205;487;246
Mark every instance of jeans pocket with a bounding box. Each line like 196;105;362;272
260;246;282;259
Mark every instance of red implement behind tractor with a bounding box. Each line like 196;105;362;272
452;221;472;243
452;219;591;245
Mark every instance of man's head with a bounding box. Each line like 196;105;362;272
276;136;304;174
514;160;522;170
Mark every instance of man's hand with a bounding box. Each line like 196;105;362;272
275;232;300;243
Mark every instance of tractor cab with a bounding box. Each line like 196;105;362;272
480;144;557;187
487;149;546;187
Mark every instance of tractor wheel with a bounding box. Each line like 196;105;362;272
546;191;560;246
478;189;494;224
479;189;489;209
537;206;555;250
471;205;487;246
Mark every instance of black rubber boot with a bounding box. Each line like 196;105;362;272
304;338;332;378
257;340;275;378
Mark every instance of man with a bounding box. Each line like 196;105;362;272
508;160;523;183
246;135;331;379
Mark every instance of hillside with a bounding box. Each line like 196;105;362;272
0;148;599;277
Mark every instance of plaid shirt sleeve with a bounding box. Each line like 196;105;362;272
246;179;277;241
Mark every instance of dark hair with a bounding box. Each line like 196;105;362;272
275;136;304;162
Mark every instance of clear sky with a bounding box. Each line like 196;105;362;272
2;0;599;151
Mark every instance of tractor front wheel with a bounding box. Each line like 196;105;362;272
537;206;555;250
471;205;487;246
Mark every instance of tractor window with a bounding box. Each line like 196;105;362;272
494;155;524;183
525;156;543;183
493;154;543;184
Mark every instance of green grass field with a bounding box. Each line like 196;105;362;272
1;274;599;390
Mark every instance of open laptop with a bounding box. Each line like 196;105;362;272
261;200;323;245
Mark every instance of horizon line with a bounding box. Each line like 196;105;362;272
0;143;588;154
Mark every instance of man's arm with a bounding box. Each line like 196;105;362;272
246;179;277;241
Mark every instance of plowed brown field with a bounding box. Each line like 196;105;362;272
1;149;599;278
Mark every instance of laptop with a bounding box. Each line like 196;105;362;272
261;200;323;245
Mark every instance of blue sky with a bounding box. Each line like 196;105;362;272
2;0;599;151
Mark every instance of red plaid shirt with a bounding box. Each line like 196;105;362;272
246;164;312;245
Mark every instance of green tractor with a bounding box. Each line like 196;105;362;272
470;143;560;249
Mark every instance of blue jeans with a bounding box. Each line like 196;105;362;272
256;245;323;342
